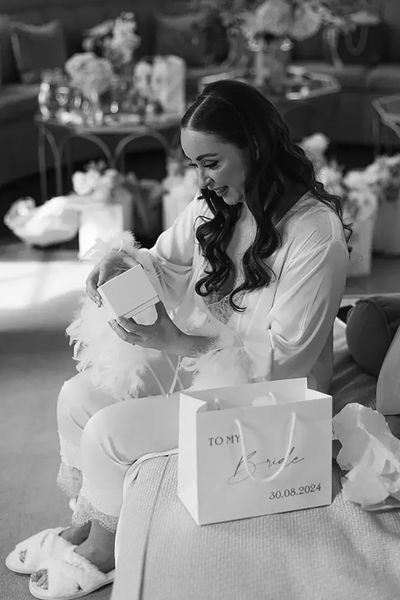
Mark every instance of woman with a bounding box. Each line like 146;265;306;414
6;80;350;599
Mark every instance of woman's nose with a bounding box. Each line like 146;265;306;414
198;169;212;188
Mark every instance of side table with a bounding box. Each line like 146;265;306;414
35;114;181;203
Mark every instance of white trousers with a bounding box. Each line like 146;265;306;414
57;354;191;531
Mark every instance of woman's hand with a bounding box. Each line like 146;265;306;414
109;302;214;356
86;250;138;306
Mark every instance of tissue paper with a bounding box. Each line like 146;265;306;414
333;403;400;510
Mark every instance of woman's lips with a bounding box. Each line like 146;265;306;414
214;186;229;196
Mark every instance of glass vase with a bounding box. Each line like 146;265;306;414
38;68;64;120
83;90;104;126
253;37;292;94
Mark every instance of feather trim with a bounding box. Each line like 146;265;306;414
182;330;256;391
67;232;166;400
67;296;164;400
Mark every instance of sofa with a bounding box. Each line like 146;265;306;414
291;0;400;148
1;0;400;191
0;0;163;189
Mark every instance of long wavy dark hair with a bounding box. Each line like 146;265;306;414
181;79;351;311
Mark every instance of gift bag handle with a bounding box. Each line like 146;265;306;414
234;412;297;483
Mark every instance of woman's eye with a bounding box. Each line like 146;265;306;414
187;161;218;169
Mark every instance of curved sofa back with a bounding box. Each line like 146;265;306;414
0;0;158;84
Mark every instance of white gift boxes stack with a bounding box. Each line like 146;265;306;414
98;264;159;324
152;55;186;115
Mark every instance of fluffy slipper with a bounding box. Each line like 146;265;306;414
5;527;68;575
29;545;115;599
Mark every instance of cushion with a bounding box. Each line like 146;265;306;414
10;20;67;84
293;61;368;89
0;83;39;125
292;29;324;62
377;324;400;415
366;64;400;91
322;22;384;67
346;295;400;377
154;10;229;68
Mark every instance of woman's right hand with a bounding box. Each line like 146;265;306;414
85;250;139;305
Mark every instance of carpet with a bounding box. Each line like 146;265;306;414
0;259;112;600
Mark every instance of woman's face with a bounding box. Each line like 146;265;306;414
180;127;249;206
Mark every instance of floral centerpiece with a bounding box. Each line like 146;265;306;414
300;133;378;275
201;0;367;90
82;12;141;76
300;133;378;224
354;154;400;255
65;52;114;124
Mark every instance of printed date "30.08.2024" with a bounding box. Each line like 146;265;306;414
269;483;322;500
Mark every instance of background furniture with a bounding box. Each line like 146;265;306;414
292;0;400;147
35;114;181;202
0;0;160;189
1;0;400;191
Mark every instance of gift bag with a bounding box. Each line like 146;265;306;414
178;378;332;525
78;203;124;259
151;55;186;115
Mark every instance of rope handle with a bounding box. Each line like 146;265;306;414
166;354;183;396
234;411;297;483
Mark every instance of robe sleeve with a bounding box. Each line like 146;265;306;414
263;208;349;383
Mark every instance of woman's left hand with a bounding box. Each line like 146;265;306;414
109;301;185;354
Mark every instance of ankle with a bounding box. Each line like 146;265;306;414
61;522;91;545
76;540;115;573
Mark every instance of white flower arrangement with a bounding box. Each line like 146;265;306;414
82;12;141;73
72;161;127;204
247;0;321;41
234;0;366;43
65;52;114;98
300;133;378;223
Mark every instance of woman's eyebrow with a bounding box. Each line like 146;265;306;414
196;153;218;161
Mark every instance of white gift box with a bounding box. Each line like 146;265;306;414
178;378;332;525
98;264;159;323
151;55;186;115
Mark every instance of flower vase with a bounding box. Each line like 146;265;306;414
225;28;252;71
373;195;400;255
84;90;104;126
348;212;377;277
254;37;292;93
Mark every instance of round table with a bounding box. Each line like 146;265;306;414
35;113;181;203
